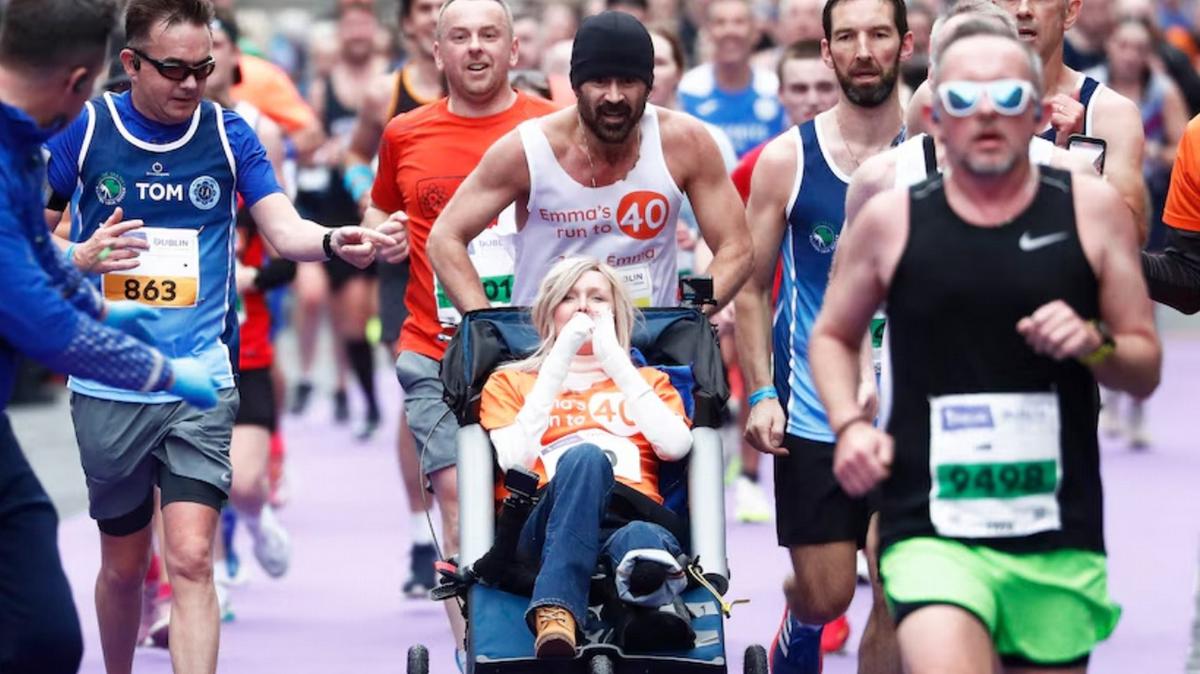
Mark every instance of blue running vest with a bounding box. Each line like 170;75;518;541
773;120;851;441
70;93;239;402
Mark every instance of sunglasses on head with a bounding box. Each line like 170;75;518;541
129;47;216;82
935;79;1037;118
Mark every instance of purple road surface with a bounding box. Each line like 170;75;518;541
61;339;1200;673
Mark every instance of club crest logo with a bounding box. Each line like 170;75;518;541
189;176;220;210
809;222;838;254
96;172;126;206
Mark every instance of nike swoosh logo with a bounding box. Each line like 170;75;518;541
1018;231;1070;252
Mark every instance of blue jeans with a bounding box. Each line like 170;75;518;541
517;443;682;629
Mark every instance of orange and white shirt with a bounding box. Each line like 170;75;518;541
514;105;685;308
479;367;687;504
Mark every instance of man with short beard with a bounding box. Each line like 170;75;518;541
733;0;910;671
428;10;751;316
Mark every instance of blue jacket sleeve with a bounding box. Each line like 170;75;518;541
0;198;171;392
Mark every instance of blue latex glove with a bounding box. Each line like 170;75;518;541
103;301;159;345
166;358;219;410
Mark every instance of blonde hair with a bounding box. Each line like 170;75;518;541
506;257;638;372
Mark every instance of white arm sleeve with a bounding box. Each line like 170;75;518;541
603;356;693;462
488;341;575;473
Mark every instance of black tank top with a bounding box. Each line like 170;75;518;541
387;66;430;119
881;167;1105;555
313;74;361;224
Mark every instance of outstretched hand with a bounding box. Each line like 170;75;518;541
332;226;397;269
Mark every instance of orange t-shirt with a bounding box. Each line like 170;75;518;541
1163;114;1200;233
230;55;318;135
371;92;557;361
479;368;689;504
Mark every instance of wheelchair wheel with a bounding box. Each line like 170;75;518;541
407;644;429;674
589;653;614;674
743;644;768;674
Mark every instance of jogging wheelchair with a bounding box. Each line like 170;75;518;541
406;306;767;674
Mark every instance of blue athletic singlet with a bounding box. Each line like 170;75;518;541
70;93;240;402
1037;76;1102;143
773;117;852;441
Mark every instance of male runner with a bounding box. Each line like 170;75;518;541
44;1;390;671
677;0;787;158
428;10;751;315
209;8;294;581
731;39;839;200
292;0;388;435
0;1;218;671
342;0;447;597
811;27;1160;673
905;0;1148;237
365;0;556;662
733;0;910;670
847;0;1096;225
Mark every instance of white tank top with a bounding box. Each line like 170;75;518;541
514;105;685;307
893;133;1059;188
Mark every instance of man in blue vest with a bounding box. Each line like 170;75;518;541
0;1;221;672
43;1;393;671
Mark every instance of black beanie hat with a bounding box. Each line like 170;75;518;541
570;11;655;91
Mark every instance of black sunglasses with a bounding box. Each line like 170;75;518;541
129;47;216;82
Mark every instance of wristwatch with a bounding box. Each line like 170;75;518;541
322;230;334;261
1078;320;1116;367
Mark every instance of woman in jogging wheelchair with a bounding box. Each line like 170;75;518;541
478;257;694;660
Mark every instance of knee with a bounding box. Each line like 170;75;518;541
557;444;613;480
785;572;855;624
99;551;152;593
164;536;214;585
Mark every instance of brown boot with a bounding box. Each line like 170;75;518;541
533;605;577;658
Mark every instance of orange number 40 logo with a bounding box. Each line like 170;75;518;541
617;191;670;240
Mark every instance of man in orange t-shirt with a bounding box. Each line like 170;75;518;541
1144;114;1200;314
363;0;555;650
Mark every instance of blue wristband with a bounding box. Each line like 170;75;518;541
748;386;778;407
343;163;375;204
64;243;76;266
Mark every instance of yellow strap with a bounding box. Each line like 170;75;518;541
686;564;750;618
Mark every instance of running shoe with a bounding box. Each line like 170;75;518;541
1128;402;1151;450
403;543;437;598
290;381;313;415
251;505;292;578
355;407;381;442
1098;394;1123;438
333;389;350;424
216;581;235;623
820;614;851;654
735;475;772;523
770;609;822;674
